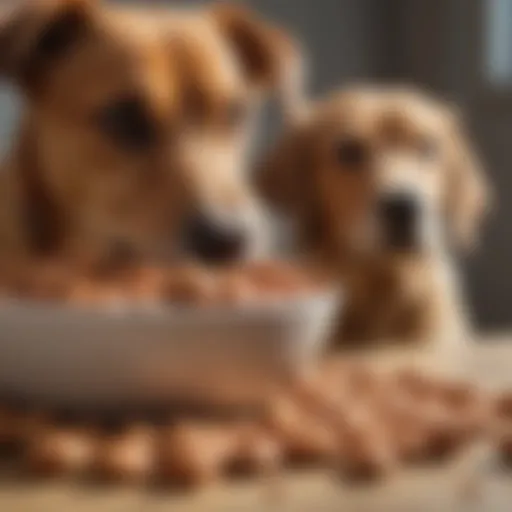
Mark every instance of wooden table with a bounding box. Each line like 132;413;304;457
1;335;511;512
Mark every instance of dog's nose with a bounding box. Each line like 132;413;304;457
378;193;419;250
184;213;247;264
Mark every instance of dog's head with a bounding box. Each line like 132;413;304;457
0;0;303;264
259;86;491;259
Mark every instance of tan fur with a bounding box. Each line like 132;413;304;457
0;0;303;262
259;86;492;350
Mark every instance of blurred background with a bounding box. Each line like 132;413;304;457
0;0;509;331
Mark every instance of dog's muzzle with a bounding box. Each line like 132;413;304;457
378;193;422;252
182;212;248;264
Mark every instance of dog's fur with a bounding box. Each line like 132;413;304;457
0;0;303;264
259;86;491;350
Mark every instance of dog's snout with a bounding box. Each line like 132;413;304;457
184;213;247;264
380;194;417;226
378;194;420;250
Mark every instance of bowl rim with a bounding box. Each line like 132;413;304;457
0;287;343;323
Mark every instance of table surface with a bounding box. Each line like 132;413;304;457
1;335;512;512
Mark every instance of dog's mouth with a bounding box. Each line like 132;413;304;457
380;220;421;255
98;207;264;268
103;231;248;268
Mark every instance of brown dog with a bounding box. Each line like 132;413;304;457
259;86;492;353
0;0;303;265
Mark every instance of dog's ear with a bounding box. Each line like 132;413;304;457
258;123;309;214
257;120;325;248
446;117;493;251
211;3;307;123
0;0;96;90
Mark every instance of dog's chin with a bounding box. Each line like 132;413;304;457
356;220;443;260
381;246;426;261
354;244;425;262
378;234;449;262
343;230;431;261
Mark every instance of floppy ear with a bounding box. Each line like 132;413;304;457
446;120;493;251
258;125;308;213
257;120;326;248
211;3;307;124
0;0;95;90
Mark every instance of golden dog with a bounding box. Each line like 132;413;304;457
0;0;303;265
259;86;492;354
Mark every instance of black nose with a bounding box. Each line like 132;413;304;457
378;194;419;250
184;213;246;264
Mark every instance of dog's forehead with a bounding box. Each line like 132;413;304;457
39;9;177;114
98;8;246;108
43;6;245;116
384;92;451;133
322;89;451;136
110;7;245;92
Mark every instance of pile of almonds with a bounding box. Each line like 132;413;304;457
0;361;511;487
0;259;327;307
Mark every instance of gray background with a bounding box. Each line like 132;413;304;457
0;0;509;330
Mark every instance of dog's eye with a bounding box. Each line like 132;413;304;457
97;96;157;151
335;137;368;169
417;136;439;160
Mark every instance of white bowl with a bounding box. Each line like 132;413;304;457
0;290;341;410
